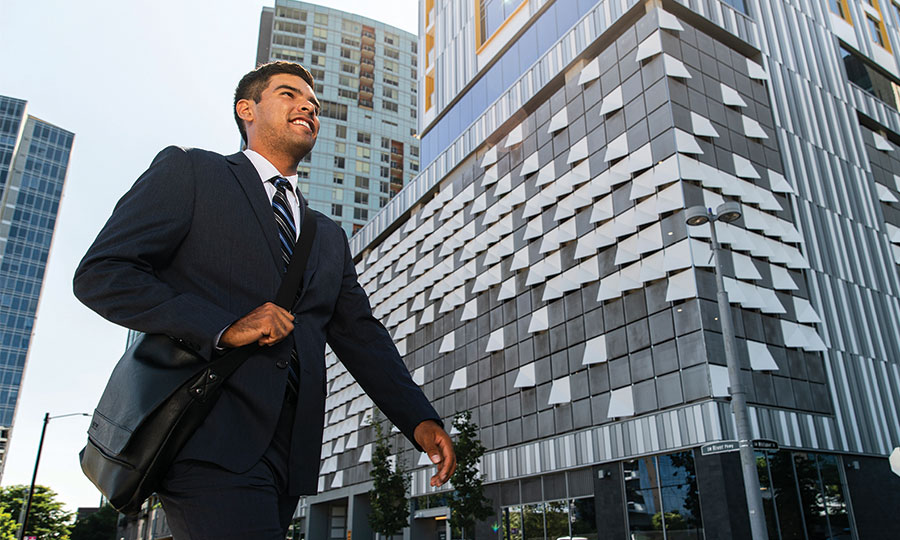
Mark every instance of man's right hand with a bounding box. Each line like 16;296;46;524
219;302;294;348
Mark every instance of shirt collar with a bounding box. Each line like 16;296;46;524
242;148;300;192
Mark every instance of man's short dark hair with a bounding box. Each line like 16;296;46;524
233;61;315;143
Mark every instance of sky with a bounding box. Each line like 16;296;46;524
0;0;418;512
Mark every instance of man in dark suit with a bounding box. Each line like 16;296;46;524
74;62;455;539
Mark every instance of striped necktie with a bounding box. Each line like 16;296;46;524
270;177;300;396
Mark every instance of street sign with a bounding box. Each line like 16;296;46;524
701;440;740;455
890;447;900;477
752;439;779;451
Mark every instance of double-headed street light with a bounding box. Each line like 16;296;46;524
685;202;769;540
16;412;91;540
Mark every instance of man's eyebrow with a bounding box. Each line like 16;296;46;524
274;84;321;110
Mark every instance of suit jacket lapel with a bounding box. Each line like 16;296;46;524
226;152;281;270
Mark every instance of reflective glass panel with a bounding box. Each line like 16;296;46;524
817;454;851;540
657;452;703;539
794;452;829;539
502;505;523;540
570;497;598;539
769;451;805;540
522;503;545;540
544;499;569;539
756;452;781;540
624;457;664;540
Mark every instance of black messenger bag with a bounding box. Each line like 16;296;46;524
80;211;317;514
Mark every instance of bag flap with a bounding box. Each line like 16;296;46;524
88;334;207;455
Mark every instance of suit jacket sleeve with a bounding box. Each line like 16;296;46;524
73;146;236;360
325;231;440;450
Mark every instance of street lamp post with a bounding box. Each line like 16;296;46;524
16;412;90;540
685;202;769;540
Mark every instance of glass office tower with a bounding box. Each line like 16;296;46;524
256;0;421;236
306;1;900;539
0;96;73;479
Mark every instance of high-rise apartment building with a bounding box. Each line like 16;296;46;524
305;0;900;538
0;96;73;479
256;0;421;236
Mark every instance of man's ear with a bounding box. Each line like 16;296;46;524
235;99;254;124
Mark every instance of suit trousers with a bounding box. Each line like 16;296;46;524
158;392;299;540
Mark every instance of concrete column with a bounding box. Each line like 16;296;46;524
349;492;374;540
305;501;330;540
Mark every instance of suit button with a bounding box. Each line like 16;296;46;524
276;360;288;369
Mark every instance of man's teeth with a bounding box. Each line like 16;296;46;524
292;119;309;128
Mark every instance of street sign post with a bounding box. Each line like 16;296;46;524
701;440;740;456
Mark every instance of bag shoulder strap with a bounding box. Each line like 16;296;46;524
275;207;318;309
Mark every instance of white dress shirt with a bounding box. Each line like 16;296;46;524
243;148;302;238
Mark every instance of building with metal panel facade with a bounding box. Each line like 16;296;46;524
0;96;73;480
256;0;421;236
303;1;900;539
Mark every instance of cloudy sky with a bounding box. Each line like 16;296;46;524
0;0;418;511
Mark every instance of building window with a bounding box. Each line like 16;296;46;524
334;142;346;154
410;108;417;119
310;68;325;81
312;40;327;52
356;161;371;174
332;203;342;216
275;6;306;20
332;188;343;200
338;88;358;100
381;137;391;149
355;176;370;189
380;166;389;178
384;32;398;45
314;13;328;25
334;156;345;169
410;145;419;157
335;125;347;138
340;62;357;74
841;45;900;109
383;74;399;87
867;15;889;48
383;59;399;73
310;54;326;66
385;47;400;59
380;181;389;194
341;20;360;33
338;75;358;88
272;34;305;49
341;35;360;47
320;100;348;120
828;0;849;19
357;131;371;144
333;173;344;184
354;207;368;220
297;166;310;179
476;0;526;48
383;87;398;100
354;192;369;204
356;147;371;159
625;451;703;538
274;21;305;34
411;41;417;54
380;152;391;164
313;27;327;39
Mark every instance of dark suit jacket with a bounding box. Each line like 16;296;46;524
74;146;439;493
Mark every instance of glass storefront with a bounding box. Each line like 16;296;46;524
501;497;598;540
495;449;852;540
757;451;852;540
624;451;704;540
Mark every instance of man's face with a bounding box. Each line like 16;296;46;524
244;73;321;160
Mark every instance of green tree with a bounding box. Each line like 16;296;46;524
0;485;72;539
69;504;118;540
0;508;17;540
367;410;409;538
448;411;492;540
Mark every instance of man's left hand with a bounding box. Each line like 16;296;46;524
414;420;456;487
